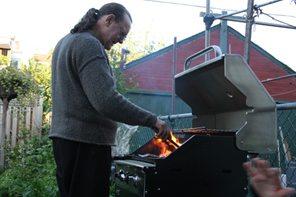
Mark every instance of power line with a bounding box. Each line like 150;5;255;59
142;0;237;11
141;0;296;18
271;89;296;97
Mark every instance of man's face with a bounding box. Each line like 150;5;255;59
102;13;131;50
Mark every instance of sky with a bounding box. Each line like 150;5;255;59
1;0;295;71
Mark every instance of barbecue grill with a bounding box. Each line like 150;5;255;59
111;46;277;197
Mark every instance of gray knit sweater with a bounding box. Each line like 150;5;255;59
49;30;157;146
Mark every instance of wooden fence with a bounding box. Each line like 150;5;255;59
0;96;43;147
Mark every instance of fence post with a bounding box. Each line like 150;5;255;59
0;97;8;172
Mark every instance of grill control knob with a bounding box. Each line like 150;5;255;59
128;175;141;187
115;169;124;179
120;173;127;182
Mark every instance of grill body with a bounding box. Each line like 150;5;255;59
112;133;248;197
111;49;277;197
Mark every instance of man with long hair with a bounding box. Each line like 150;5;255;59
50;3;170;196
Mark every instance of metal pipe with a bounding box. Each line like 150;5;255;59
205;0;210;61
261;74;296;83
215;9;248;20
159;113;196;120
244;0;254;64
184;45;222;70
200;10;296;30
277;102;296;110
215;0;283;20
172;37;177;115
160;102;296;120
254;0;283;9
220;17;296;29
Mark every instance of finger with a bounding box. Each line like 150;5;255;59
245;160;259;176
246;159;266;177
158;129;170;141
156;129;165;139
163;127;171;140
151;126;159;134
276;188;295;196
243;162;251;175
267;168;279;177
253;158;268;174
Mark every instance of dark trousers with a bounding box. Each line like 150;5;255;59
52;138;111;197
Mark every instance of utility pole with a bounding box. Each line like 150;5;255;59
202;0;288;64
244;0;254;64
205;0;211;61
172;37;177;115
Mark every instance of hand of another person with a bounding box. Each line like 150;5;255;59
152;118;171;141
243;158;295;197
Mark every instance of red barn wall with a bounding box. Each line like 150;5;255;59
228;31;296;101
124;27;296;102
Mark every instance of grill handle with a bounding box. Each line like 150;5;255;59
184;45;222;70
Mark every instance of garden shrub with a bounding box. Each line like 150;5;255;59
0;127;59;197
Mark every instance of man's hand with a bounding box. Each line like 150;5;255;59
153;118;171;141
243;158;295;197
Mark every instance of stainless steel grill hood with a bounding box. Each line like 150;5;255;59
175;47;277;154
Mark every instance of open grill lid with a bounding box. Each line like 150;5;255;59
175;46;277;154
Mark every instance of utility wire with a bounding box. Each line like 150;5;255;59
142;0;241;12
142;0;296;19
254;7;296;28
271;89;296;97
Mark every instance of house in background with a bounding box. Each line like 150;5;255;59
0;43;10;56
0;36;24;68
123;22;296;116
0;35;53;67
33;48;53;66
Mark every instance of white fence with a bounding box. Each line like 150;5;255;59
0;96;43;147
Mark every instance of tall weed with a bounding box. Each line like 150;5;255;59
0;127;59;197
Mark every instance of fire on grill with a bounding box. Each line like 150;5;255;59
111;46;277;197
139;131;181;158
136;128;228;158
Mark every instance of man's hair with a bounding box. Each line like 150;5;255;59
70;3;132;34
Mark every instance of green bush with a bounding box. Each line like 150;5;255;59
0;65;40;102
0;127;59;197
0;127;117;196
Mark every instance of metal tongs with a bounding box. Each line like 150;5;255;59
167;138;180;148
151;126;179;148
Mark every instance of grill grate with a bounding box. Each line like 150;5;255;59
172;127;237;133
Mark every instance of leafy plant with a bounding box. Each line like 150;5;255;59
107;24;165;96
20;58;52;120
111;23;166;64
108;48;139;96
0;126;59;197
0;65;40;103
109;184;115;197
0;55;10;66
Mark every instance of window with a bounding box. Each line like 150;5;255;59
2;49;8;56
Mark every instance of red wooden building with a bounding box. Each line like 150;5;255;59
123;23;296;115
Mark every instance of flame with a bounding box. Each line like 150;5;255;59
153;131;182;157
147;129;219;158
